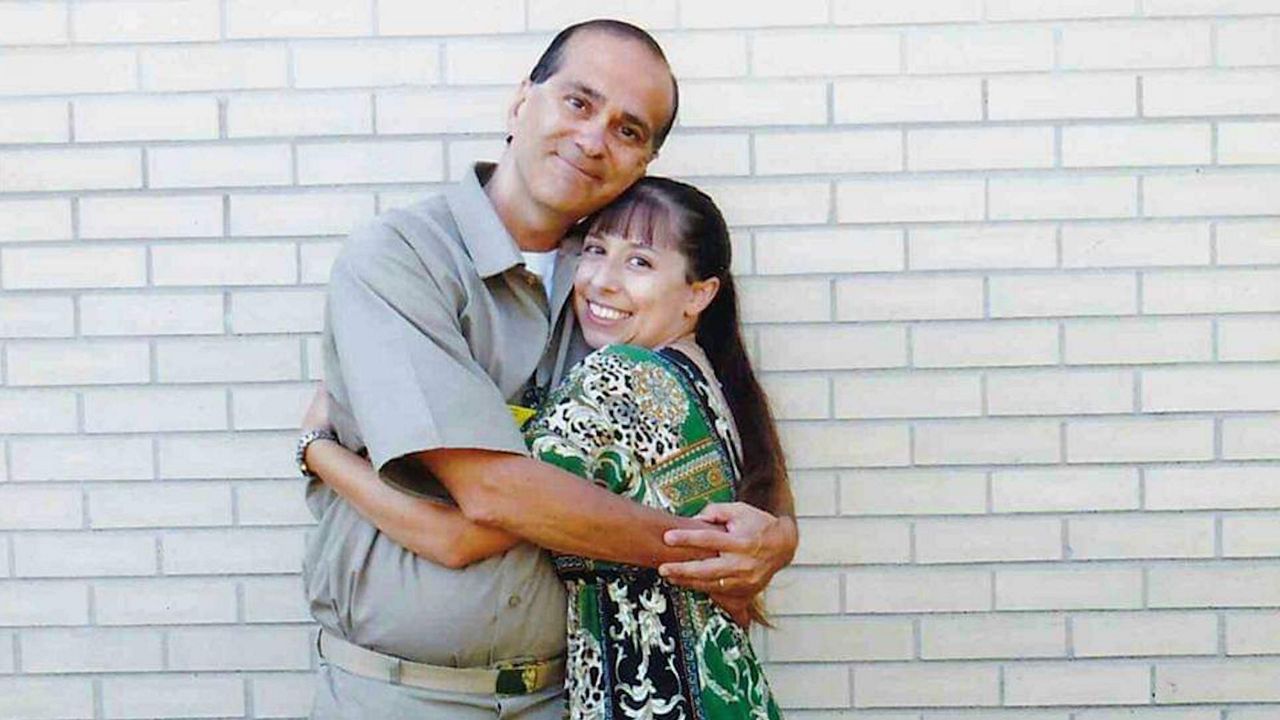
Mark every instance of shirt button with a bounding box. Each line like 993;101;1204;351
507;594;521;608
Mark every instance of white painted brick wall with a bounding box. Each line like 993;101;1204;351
0;3;68;45
836;77;983;123
0;147;143;192
988;73;1137;120
996;567;1144;610
0;389;78;433
921;613;1066;659
71;0;221;44
224;0;373;39
102;675;246;720
227;92;373;138
854;662;1000;707
81;195;223;239
80;293;225;337
681;81;827;127
1005;662;1151;706
2;6;1276;718
0;198;73;242
140;45;289;91
74;95;220;143
0;100;69;144
1074;611;1218;657
296;140;445;185
95;578;238;626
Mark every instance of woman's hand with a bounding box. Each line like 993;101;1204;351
302;383;332;433
658;502;798;598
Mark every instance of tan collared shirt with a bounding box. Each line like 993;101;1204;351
304;163;590;669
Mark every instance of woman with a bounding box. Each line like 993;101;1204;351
303;177;789;718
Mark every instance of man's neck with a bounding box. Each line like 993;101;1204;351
483;161;576;253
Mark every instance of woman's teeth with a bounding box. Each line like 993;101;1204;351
589;301;630;321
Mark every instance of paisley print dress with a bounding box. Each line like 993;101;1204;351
522;343;782;720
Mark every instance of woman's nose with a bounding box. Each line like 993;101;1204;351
588;259;622;291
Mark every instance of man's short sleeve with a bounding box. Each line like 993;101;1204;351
326;219;528;474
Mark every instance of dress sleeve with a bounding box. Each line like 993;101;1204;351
523;345;697;513
325;218;527;473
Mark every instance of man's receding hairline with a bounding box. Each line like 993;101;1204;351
529;21;678;149
536;24;672;77
541;28;675;98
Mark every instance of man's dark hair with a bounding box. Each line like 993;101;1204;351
528;19;679;151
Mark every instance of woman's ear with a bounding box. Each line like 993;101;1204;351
685;276;721;317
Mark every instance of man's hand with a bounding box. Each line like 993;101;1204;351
658;502;798;598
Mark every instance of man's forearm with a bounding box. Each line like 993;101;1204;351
419;448;716;568
307;438;520;568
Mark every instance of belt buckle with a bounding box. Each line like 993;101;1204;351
494;658;541;695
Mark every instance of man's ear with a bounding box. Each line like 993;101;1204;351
507;79;532;136
686;276;721;317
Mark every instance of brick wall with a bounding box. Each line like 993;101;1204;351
1;1;1277;718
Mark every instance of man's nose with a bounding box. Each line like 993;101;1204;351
574;118;607;158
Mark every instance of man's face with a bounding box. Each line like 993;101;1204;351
507;32;675;221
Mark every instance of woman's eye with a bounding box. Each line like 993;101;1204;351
583;244;604;255
566;96;587;111
628;256;652;269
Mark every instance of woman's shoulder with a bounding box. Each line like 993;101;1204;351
567;344;695;410
592;342;662;362
579;344;690;386
579;343;665;370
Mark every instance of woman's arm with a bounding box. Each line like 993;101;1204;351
302;387;520;569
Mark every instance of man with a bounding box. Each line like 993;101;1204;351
301;20;798;719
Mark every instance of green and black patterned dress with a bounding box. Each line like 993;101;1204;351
522;343;782;720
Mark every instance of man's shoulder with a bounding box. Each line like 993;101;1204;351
349;193;460;253
338;192;467;278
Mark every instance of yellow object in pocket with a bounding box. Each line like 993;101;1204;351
508;404;536;429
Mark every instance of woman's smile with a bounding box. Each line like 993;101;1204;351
584;300;632;322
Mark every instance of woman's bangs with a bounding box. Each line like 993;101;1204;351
587;194;682;250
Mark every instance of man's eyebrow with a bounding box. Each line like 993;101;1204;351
568;81;604;103
566;81;654;137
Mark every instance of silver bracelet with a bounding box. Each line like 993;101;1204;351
296;427;339;479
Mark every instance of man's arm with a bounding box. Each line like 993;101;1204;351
306;436;520;569
417;448;717;568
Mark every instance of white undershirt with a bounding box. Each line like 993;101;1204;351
520;249;557;304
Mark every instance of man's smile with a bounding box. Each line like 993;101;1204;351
554;153;600;182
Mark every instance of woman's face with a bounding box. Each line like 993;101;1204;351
573;230;719;349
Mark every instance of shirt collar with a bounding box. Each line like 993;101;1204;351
445;162;525;279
